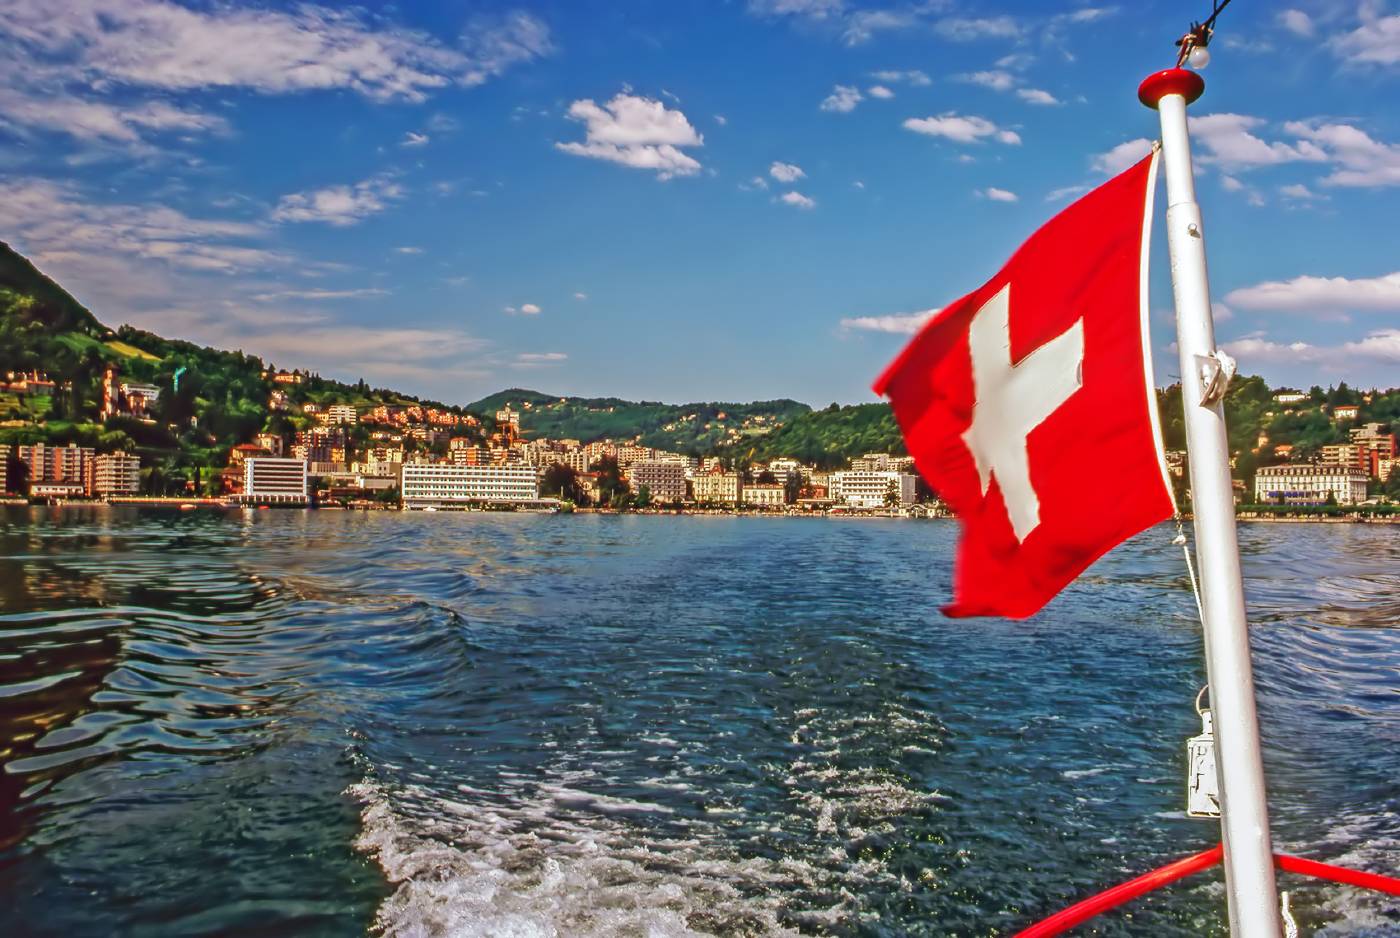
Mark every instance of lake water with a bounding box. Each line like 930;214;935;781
0;507;1397;936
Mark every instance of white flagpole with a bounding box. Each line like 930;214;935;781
1139;68;1282;937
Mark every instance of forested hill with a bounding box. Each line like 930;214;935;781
0;241;475;492
467;388;812;454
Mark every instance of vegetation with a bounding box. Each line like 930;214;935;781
0;240;479;495
468;388;809;453
736;402;904;469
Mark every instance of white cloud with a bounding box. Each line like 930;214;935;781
519;302;542;315
1278;9;1315;37
1189;113;1327;171
0;177;280;277
867;84;894;99
1220;329;1400;368
252;288;388;302
1283;120;1400;188
1045;184;1089;202
747;0;844;19
903;113;1020;145
820;84;863;113
770;161;806;182
515;351;567;366
573;291;588;300
1225;271;1400;314
1016;88;1059;106
842;10;919;44
779;191;816;209
0;3;551;149
714;114;728;126
1220;175;1245;191
742;175;770;191
840;310;938;334
1329;10;1400;67
272;176;403;226
0;91;228;147
871;69;931;86
1091;138;1153;174
978;187;1018;202
852;180;866;189
1344;329;1400;362
1279;183;1320;200
401;131;430;147
957;70;1015;91
555;92;704;179
935;16;1023;41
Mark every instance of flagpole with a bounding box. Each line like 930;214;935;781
1139;68;1282;937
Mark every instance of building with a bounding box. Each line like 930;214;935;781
743;484;787;508
1272;391;1307;405
94;452;140;496
1254;464;1368;506
849;453;915;473
691;469;742;504
119;382;161;415
254;432;284;456
241;458;309;504
400;464;540;509
629;461;687;501
17;443;96;496
1333;405;1360;421
323;404;358;425
829;470;917;509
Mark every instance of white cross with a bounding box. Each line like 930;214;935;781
960;283;1084;543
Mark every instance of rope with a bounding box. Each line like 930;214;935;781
1015;845;1400;937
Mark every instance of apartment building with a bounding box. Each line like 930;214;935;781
691;469;742;504
400;464;540;508
241;458;309;504
743;484;787;508
94;452;141;496
629;461;687;501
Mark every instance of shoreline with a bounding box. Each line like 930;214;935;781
5;500;1398;523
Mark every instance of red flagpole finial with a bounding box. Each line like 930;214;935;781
1138;68;1205;109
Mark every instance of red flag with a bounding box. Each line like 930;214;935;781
874;150;1173;618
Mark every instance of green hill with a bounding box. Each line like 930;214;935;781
468;388;811;454
0;241;477;494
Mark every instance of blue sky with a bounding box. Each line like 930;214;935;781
0;0;1396;406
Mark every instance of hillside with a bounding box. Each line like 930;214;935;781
468;388;811;454
0;241;478;493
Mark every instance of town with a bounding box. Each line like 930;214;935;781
2;365;1396;517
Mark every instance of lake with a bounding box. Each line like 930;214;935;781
1;507;1397;936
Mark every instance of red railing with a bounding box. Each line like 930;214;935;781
1016;845;1400;937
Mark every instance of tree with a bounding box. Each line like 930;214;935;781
635;484;652;508
884;480;901;508
5;448;29;495
589;455;628;507
541;463;581;502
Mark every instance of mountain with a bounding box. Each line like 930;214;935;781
467;388;812;454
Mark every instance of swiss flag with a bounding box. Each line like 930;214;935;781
874;151;1174;618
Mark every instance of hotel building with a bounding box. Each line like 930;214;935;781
629;461;687;501
1254;464;1369;505
828;470;917;509
401;464;540;509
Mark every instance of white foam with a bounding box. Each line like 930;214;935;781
349;779;804;937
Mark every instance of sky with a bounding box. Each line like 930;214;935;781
0;0;1396;407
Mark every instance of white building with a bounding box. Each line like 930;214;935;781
829;470;917;509
1254;464;1369;506
94;452;140;496
401;464;540;509
1272;391;1307;405
691;469;742;504
743;484;786;508
324;404;359;425
241;457;309;504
